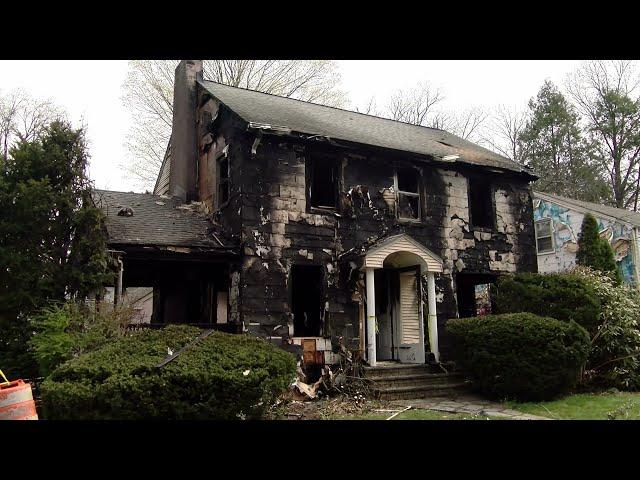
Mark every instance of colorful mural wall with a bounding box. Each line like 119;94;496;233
533;198;638;285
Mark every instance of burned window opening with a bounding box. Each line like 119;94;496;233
396;168;420;221
535;218;554;253
456;273;497;318
308;154;338;210
468;176;493;229
217;153;229;208
291;265;323;337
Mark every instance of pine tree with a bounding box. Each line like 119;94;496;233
0;120;114;377
576;213;622;284
519;81;609;203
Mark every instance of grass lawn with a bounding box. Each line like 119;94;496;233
506;392;640;420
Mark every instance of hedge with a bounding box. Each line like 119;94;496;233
492;272;602;334
447;313;590;401
40;325;297;420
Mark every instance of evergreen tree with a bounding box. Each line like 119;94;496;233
576;213;622;284
519;81;610;203
0;120;113;377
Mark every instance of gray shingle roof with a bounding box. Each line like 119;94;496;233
199;79;531;175
534;191;640;228
93;189;234;250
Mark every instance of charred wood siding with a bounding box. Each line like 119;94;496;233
197;105;537;360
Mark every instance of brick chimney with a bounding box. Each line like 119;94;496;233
169;60;203;202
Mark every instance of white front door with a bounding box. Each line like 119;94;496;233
396;270;426;364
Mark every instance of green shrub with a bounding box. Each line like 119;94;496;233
571;266;640;390
28;301;133;377
447;313;590;401
492;272;601;334
41;325;297;420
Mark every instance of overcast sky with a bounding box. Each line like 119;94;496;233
0;60;584;192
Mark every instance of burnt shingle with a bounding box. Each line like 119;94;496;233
93;189;232;249
199;79;532;175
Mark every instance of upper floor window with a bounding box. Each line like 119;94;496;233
535;218;554;253
308;154;338;210
468;177;494;229
396;168;420;221
216;152;229;208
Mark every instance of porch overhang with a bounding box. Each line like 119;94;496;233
362;233;444;273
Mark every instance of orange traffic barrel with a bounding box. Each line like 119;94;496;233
0;380;39;420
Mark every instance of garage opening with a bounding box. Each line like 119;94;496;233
456;273;498;318
291;265;323;336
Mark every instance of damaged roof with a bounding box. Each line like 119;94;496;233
93;189;236;251
535;191;640;228
199;79;532;176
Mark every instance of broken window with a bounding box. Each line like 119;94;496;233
396;168;420;220
291;265;323;337
217;153;229;208
535;218;554;253
308;154;338;210
468;177;493;229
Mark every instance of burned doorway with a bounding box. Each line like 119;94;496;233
456;273;498;318
291;265;324;337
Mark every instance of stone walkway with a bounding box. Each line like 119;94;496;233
390;394;551;420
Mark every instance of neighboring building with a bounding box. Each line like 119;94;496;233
96;60;538;368
533;191;640;286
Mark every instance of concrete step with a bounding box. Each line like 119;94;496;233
363;364;442;378
369;374;464;389
376;381;471;401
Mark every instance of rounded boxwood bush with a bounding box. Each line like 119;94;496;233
40;325;297;420
447;313;590;401
492;272;602;334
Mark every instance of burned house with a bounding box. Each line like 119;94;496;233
97;60;538;368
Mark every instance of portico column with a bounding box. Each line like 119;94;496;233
365;267;377;367
427;272;439;362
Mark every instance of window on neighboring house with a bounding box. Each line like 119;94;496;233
535;218;554;253
217;153;229;208
468;177;493;229
309;154;338;210
396;168;420;221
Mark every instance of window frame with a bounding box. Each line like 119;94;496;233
534;218;555;254
395;167;422;222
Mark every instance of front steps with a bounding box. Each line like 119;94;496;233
363;363;471;400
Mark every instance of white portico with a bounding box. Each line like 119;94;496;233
362;234;443;367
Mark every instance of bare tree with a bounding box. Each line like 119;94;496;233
482;105;528;163
121;60;348;190
376;82;488;144
566;60;640;208
384;82;444;126
0;89;64;161
431;107;489;143
353;96;380;116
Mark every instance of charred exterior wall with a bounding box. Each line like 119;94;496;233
195;96;537;362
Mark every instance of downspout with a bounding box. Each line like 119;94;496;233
632;227;640;290
115;256;124;307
